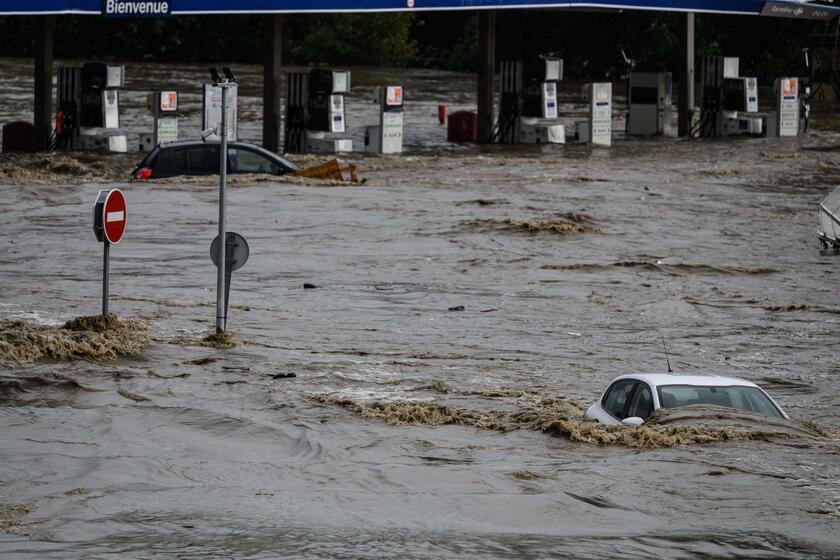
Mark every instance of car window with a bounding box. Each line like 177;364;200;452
187;146;220;174
626;382;653;419
230;148;279;174
657;385;783;418
272;152;298;172
153;148;175;174
173;148;189;172
602;380;637;419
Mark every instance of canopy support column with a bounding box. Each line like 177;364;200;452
477;10;496;144
34;15;54;151
263;14;283;152
677;11;695;137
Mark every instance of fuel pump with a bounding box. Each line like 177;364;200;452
141;91;179;150
278;68;353;154
308;69;350;132
56;62;126;152
79;63;123;129
577;82;613;146
365;85;404;154
55;66;82;149
305;69;353;153
495;60;523;144
768;78;800;137
768;48;818;136
522;57;563;119
496;56;565;144
627;72;673;136
284;72;309;154
698;56;762;137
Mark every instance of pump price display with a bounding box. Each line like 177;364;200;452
102;0;171;17
160;91;178;112
782;79;797;99
386;86;403;107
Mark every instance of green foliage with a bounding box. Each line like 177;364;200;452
0;14;417;66
284;14;417;66
417;15;478;72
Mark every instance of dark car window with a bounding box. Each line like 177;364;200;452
152;148;175;175
657;385;783;418
173;148;189;173
626;382;654;419
230;148;279;174
187;146;220;174
602;380;637;420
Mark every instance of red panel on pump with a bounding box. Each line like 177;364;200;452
447;111;478;143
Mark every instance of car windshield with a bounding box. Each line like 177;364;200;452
231;145;297;172
657;384;783;418
271;152;298;172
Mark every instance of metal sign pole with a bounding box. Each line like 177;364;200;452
102;241;110;316
216;84;229;333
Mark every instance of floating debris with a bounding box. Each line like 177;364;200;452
202;330;239;349
511;471;540;480
0;502;36;535
0;314;149;365
294;159;360;183
117;388;149;402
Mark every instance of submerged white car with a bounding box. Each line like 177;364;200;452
585;373;789;426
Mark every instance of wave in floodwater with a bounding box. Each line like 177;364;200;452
458;214;601;235
541;260;779;275
312;393;838;449
0;315;148;365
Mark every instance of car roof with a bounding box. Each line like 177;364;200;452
158;138;277;151
157;139;264;150
609;373;761;389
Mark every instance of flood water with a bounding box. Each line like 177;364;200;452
1;59;840;558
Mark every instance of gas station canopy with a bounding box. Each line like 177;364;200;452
2;0;838;18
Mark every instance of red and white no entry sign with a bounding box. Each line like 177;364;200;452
93;188;127;244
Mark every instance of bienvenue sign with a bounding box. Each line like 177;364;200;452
102;0;171;17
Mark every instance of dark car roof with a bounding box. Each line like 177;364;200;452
157;139;261;150
144;139;299;172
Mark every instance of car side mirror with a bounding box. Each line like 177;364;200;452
621;417;645;427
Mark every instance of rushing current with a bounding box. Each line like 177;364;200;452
1;59;839;559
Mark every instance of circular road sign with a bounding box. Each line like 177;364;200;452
101;189;127;244
210;232;250;271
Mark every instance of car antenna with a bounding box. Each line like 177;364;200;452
661;336;673;373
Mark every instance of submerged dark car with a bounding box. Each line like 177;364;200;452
131;140;299;180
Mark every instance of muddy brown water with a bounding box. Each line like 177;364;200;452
1;59;840;558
